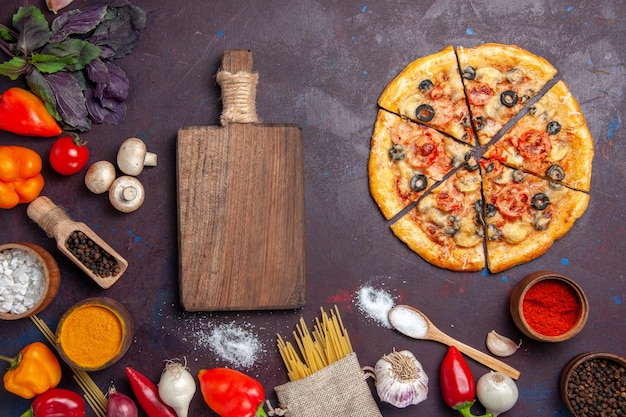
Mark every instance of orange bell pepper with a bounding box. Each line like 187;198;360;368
0;146;44;209
0;342;62;399
0;88;62;137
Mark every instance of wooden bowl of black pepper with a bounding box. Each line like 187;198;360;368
559;352;626;417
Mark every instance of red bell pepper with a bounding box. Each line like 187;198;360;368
125;366;177;417
20;387;85;417
198;368;268;417
0;88;62;137
440;346;490;417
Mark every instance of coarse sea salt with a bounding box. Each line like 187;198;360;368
186;320;265;369
0;248;45;314
355;286;395;328
388;306;429;339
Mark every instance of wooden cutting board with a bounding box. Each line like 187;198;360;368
176;50;306;311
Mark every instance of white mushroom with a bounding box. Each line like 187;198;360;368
109;176;145;213
117;137;157;176
85;161;117;194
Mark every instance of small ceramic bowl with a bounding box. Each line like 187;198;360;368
56;297;133;371
559;352;626;416
0;242;60;320
510;270;588;342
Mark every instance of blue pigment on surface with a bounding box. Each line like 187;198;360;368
561;257;570;266
466;27;474;35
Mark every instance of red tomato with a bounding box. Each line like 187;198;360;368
513;129;552;161
495;183;531;217
49;135;89;175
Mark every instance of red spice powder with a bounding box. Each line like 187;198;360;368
522;279;581;336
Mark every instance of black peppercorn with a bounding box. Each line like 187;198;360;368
65;231;121;278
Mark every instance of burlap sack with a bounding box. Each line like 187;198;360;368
271;352;382;417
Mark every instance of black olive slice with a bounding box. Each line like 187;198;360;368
419;79;434;93
472;116;485;130
485;203;497;218
547;120;562;135
410;174;428;191
389;144;405;161
484;161;495;173
546;164;565;181
465;158;479;171
415;104;435;122
475;200;485;225
487;224;502;240
512;170;525;183
531;193;550;210
462;66;476;80
529;105;537;116
500;90;519;107
443;215;461;235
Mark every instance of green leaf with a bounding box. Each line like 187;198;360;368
31;53;69;74
0;57;27;80
12;6;50;55
25;70;61;121
40;39;101;71
0;25;17;42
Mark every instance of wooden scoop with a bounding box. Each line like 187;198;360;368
176;50;306;311
389;304;521;380
26;196;128;289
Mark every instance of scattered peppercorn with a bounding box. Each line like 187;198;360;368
65;231;121;278
566;357;626;417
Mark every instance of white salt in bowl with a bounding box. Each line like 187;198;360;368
0;243;60;320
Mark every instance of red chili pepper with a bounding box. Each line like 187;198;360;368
0;88;62;137
440;346;490;417
125;366;177;417
198;368;268;417
19;387;85;417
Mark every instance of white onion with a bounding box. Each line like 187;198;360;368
157;359;196;417
476;371;519;417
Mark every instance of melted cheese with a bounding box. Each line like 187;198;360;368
475;67;504;90
501;221;530;244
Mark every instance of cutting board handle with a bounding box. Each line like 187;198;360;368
216;49;259;126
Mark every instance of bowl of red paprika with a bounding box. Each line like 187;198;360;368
509;271;589;342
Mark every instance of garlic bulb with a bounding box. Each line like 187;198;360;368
374;349;428;408
486;330;521;357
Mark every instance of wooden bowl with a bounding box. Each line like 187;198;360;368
56;297;133;371
510;270;588;342
559;352;626;416
0;242;60;320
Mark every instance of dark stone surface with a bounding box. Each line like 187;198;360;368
0;0;624;416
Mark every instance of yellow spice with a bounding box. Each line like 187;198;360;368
58;304;124;369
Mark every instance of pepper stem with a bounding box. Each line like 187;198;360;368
255;403;269;417
0;353;18;367
19;408;34;417
454;401;492;417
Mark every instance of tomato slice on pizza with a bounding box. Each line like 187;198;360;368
480;159;589;273
456;43;558;146
369;110;474;219
482;80;594;191
390;165;485;271
377;45;475;145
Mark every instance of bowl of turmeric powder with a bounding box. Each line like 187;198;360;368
510;271;589;342
55;297;133;371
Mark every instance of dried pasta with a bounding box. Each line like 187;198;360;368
277;306;353;381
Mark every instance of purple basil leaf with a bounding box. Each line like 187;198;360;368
25;69;60;120
44;71;91;131
87;58;129;101
50;6;108;42
89;5;146;59
85;88;127;125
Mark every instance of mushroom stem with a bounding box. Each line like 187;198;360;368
144;152;157;167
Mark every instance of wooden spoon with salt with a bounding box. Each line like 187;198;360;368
388;304;521;380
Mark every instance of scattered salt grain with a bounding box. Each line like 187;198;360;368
355;286;395;328
203;322;264;369
0;248;45;314
388;306;429;339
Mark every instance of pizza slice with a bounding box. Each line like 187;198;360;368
456;43;558;146
480;159;589;273
369;109;474;219
390;165;485;271
378;45;474;145
482;80;593;192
